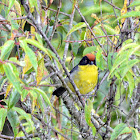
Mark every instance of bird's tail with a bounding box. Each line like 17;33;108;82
52;87;66;97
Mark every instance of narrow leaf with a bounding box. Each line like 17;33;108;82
1;40;15;60
7;109;19;136
128;1;140;7
103;25;117;36
117;11;140;21
12;107;34;132
66;22;86;37
23;54;33;76
85;99;96;136
108;53;114;71
20;40;37;72
21;89;29;102
37;57;44;85
111;123;127;140
8;90;20;109
37;95;44;113
121;59;139;78
3;63;22;93
25;39;51;58
131;127;140;140
34;88;52;108
125;72;135;98
96;50;105;70
0;108;7;132
5;82;13;98
30;90;38;113
34;32;43;45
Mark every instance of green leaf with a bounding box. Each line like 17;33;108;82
72;42;79;56
103;25;118;36
29;0;35;8
128;1;140;7
110;58;139;80
82;5;112;16
8;90;20;109
11;19;19;30
85;99;96;136
96;50;105;71
108;54;127;79
20;40;38;72
21;89;28;102
66;22;86;37
12;107;35;132
83;46;97;56
0;108;7;132
85;99;92;125
7;109;19;136
8;0;15;13
118;43;139;56
25;39;58;63
34;32;43;45
125;72;135;98
33;88;52;108
3;63;22;93
131;127;140;140
111;123;127;140
1;40;15;60
117;11;140;21
25;39;51;58
37;95;44;113
121;59;139;79
29;0;38;12
30;90;38;113
108;52;114;71
122;39;133;46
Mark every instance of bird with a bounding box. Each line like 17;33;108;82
53;53;98;97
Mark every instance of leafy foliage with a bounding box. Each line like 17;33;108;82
0;0;139;139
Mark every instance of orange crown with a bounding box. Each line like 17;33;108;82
85;53;95;61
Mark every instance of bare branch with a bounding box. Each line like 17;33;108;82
103;0;121;10
63;6;75;62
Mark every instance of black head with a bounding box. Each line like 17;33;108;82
79;56;96;65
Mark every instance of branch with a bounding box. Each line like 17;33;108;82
64;34;120;43
0;134;39;140
49;0;62;41
63;5;75;62
74;4;107;56
42;6;70;17
103;0;121;10
0;15;11;31
33;114;71;140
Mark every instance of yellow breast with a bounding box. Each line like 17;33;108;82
67;65;98;94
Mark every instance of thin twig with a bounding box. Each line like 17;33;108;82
103;0;121;10
49;0;62;41
63;5;75;62
33;115;70;140
64;34;120;43
13;16;27;20
19;123;30;140
74;4;107;56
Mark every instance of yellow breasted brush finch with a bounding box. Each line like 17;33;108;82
53;54;98;97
